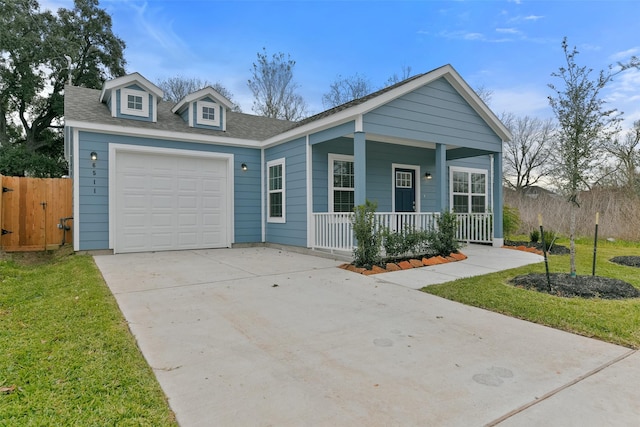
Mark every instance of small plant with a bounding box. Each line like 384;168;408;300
429;211;462;256
503;205;521;238
542;230;556;249
530;229;540;243
351;200;381;267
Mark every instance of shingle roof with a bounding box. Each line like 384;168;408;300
64;85;297;141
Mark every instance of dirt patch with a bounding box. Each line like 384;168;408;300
504;240;570;255
510;273;640;299
0;245;75;266
610;256;640;268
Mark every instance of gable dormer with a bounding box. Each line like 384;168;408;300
171;87;235;131
99;73;164;122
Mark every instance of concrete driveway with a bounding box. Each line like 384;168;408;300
94;246;639;426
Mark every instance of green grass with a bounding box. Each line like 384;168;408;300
423;238;640;349
0;249;177;426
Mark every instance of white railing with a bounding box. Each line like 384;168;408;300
311;212;494;251
455;213;493;243
312;212;440;252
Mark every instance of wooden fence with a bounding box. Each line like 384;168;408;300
0;175;73;252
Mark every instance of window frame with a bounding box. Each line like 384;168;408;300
449;166;488;214
120;88;149;117
267;158;286;223
197;100;220;127
328;153;355;213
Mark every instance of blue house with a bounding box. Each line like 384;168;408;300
64;65;511;254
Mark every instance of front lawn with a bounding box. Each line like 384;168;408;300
422;239;640;349
0;249;177;426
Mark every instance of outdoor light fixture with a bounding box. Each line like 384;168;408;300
424;172;432;180
241;163;248;171
90;152;98;161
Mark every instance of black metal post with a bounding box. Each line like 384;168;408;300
539;214;552;292
592;212;599;276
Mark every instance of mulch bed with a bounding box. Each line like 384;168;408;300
504;240;570;255
610;256;640;268
510;273;640;299
339;252;467;275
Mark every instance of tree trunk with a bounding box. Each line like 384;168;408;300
569;201;577;277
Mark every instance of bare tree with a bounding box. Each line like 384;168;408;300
157;75;241;112
322;73;373;109
247;48;307;121
501;113;555;191
548;37;639;276
602;120;640;193
384;65;413;86
474;84;493;106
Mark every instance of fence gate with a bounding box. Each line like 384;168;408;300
0;175;73;252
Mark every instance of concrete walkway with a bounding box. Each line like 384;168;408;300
94;245;639;426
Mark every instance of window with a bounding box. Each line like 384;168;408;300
450;167;487;213
120;88;149;117
329;154;354;213
267;158;285;222
202;106;216;121
395;171;413;188
197;101;220;127
127;94;143;110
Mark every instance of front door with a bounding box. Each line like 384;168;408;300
394;168;416;212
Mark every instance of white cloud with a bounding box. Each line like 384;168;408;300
496;28;520;34
610;47;640;61
490;87;552;118
523;15;544;21
605;68;640;123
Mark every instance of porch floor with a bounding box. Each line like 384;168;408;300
360;244;543;289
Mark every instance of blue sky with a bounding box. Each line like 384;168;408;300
44;0;640;127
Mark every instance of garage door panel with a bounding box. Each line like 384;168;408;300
115;151;230;253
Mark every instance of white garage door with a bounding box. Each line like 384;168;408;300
114;150;230;253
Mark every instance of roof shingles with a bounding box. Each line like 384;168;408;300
64;85;297;141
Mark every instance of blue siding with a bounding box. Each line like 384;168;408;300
363;77;502;152
311;138;440;213
76;131;261;250
265;137;307;247
312;138;353;212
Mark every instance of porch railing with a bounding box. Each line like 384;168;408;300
311;212;493;252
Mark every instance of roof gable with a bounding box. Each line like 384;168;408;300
99;72;164;104
171;86;235;114
268;64;511;145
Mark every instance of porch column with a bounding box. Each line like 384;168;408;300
492;152;504;247
435;143;447;211
354;131;366;206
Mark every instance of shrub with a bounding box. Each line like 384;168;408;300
351;200;381;267
530;229;540;243
503;205;521;238
429;211;462;256
382;227;431;260
542;230;556;249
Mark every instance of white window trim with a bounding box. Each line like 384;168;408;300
267;158;286;223
120;88;149;118
328;153;354;213
449;166;488;213
197;100;220;127
391;163;421;213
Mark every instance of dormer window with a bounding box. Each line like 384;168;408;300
127;94;143;111
197;101;220;127
120;88;149;117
